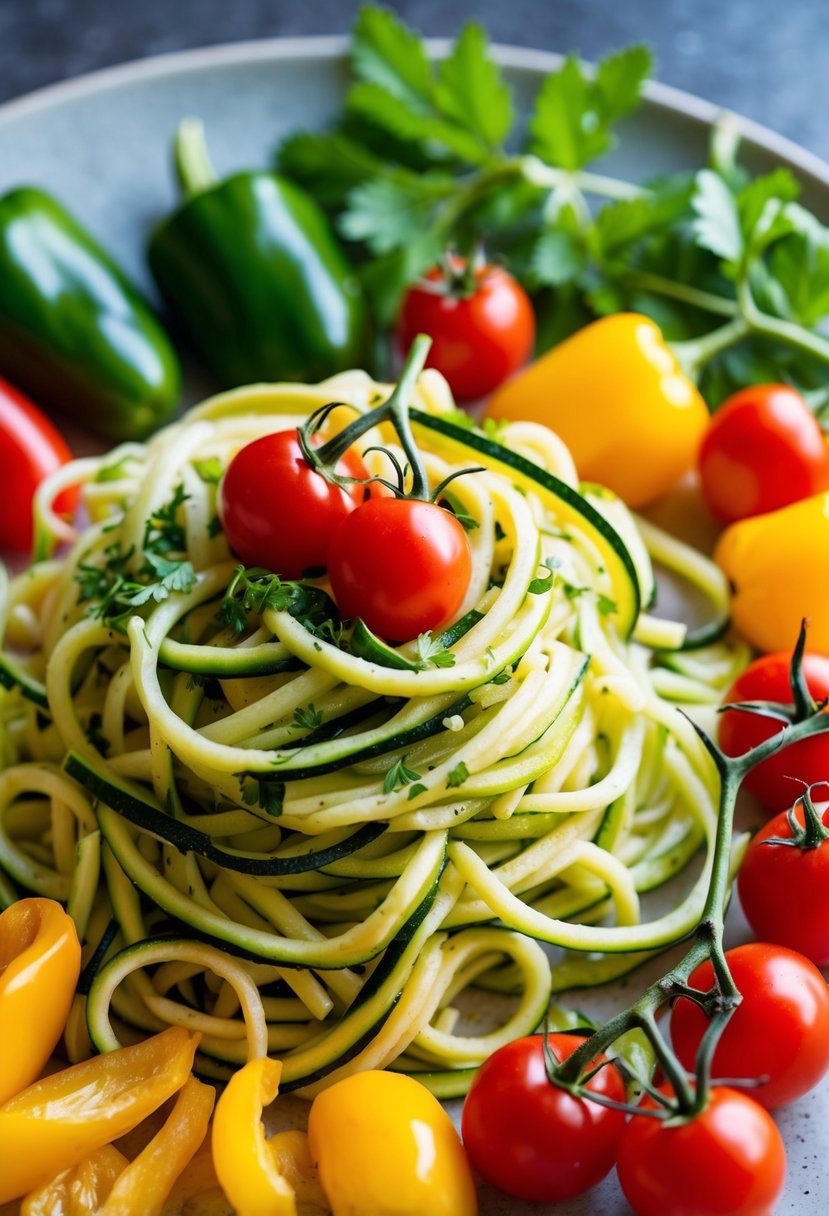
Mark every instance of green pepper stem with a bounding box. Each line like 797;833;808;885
174;119;219;199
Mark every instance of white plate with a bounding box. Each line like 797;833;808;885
0;39;826;1216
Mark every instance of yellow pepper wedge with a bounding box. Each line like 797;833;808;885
98;1075;215;1216
0;1026;199;1203
714;492;829;653
21;1145;129;1215
0;897;81;1104
486;312;709;509
212;1058;328;1216
307;1070;478;1216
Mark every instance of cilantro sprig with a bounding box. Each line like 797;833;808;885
278;5;829;403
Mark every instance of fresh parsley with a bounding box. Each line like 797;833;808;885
416;632;456;669
293;704;324;730
383;755;422;794
447;760;469;788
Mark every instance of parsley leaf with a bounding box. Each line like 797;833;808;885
531;229;586;289
242;778;285;817
351;5;432;110
294;704;324;731
529;46;651;171
383;755;422;794
690;169;743;265
434;22;513;153
416;632;456;669
407;782;427;800
192;457;224;485
341;176;448;254
447;760;469;788
528;556;562;595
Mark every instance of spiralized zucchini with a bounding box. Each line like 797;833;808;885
0;367;749;1096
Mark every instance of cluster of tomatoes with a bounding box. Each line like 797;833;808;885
218;428;472;642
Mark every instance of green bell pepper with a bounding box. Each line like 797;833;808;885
147;120;367;387
0;187;181;441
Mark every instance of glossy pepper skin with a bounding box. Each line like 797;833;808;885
486;312;709;508
0;188;181;440
0;898;81;1105
148;121;366;388
715;492;829;653
0;1026;199;1203
307;1070;479;1216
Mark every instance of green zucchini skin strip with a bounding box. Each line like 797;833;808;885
409;409;642;637
0;656;49;707
65;750;385;876
158;636;303;677
96;802;447;969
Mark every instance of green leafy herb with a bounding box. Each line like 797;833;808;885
447;760;469;788
383;755;422;794
192;457;224;485
528;556;562;595
407;782;428;800
416;632;456;669
294;704;324;731
242;778;285;818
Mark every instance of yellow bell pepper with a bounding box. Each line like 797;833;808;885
715;492;829;653
0;897;81;1104
486;312;709;509
307;1070;478;1216
21;1145;128;1215
0;1026;199;1203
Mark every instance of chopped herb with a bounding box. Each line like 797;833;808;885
597;594;618;617
242;777;285;817
416;631;456;669
207;514;223;538
447;760;469;788
383;755;422;794
294;704;324;730
491;669;512;685
407;782;428;800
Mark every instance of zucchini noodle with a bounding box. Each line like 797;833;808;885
0;367;750;1096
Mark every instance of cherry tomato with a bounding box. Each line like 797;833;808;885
461;1033;626;1203
0;376;76;552
396;262;535;401
616;1086;786;1216
738;797;829;966
218;429;370;578
671;942;829;1109
718;650;829;811
698;384;829;525
328;497;471;642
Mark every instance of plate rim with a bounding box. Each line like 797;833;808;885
1;34;828;192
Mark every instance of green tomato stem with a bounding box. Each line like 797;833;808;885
670;316;752;382
623;272;740;319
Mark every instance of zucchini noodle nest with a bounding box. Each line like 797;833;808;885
0;368;749;1096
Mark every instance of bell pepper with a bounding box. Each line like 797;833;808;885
486;312;709;508
21;1145;128;1216
0;1026;199;1202
715;492;829;653
0;187;181;440
307;1070;478;1216
0;378;78;553
212;1057;327;1216
0;898;81;1105
148;120;367;389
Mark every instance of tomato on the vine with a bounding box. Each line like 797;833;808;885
698;384;829;524
738;797;829;966
670;942;829;1110
328;497;471;642
718;650;829;811
0;376;76;552
616;1085;786;1216
460;1033;626;1204
218;429;370;578
396;261;535;401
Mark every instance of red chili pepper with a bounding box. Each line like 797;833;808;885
0;377;76;552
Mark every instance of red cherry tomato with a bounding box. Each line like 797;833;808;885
0;376;76;552
328;497;471;642
698;383;829;524
738;797;829;966
396;262;535;401
670;942;829;1110
218;429;370;578
461;1034;626;1204
616;1086;786;1216
718;650;829;811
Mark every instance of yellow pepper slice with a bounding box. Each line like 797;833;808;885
307;1070;478;1216
21;1145;128;1215
0;897;81;1104
486;312;709;509
98;1075;215;1216
715;492;829;653
0;1026;199;1203
212;1058;313;1216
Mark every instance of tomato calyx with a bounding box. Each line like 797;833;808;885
763;781;829;850
720;616;826;729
